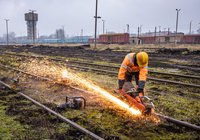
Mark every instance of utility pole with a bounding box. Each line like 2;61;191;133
81;29;83;43
137;27;140;45
140;25;142;36
102;20;105;34
159;26;161;45
154;26;157;44
127;24;129;34
168;28;170;35
4;19;9;45
189;20;192;34
94;0;101;49
175;9;181;45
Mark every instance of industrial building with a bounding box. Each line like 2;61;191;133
89;33;200;44
56;29;65;42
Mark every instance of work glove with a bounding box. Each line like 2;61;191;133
113;80;125;94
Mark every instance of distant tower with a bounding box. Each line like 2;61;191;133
25;11;38;42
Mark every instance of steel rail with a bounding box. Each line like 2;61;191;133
53;53;200;71
1;59;199;89
0;65;200;131
155;113;200;131
0;80;104;140
1;49;200;65
2;52;200;79
1;51;200;89
64;64;200;89
67;61;200;80
149;77;200;88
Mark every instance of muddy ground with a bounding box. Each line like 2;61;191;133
0;44;200;139
0;44;200;67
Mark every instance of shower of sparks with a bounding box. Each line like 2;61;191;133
62;69;141;116
21;59;141;115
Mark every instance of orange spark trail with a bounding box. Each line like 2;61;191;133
62;70;141;116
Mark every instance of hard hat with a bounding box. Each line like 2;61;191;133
136;52;148;67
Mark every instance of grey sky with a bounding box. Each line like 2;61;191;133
0;0;199;37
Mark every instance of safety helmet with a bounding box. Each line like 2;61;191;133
136;52;148;67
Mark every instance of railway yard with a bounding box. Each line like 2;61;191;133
0;44;200;139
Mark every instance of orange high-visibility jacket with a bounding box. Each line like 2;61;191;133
118;53;148;81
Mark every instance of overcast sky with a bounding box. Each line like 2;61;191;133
0;0;199;37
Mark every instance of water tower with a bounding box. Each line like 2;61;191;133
25;10;38;42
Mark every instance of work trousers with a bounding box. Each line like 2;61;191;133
118;71;139;89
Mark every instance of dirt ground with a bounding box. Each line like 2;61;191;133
0;44;200;139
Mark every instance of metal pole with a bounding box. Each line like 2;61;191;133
4;19;9;45
189;20;192;34
102;20;105;34
81;29;83;43
94;0;98;49
154;26;157;44
175;9;181;45
137;27;140;45
140;25;142;36
168;28;170;35
127;24;129;33
159;26;161;44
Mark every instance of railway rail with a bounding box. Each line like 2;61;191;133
0;63;200;131
66;61;200;80
0;80;104;140
65;64;200;88
1;52;200;88
1;51;200;72
2;52;200;79
70;53;200;72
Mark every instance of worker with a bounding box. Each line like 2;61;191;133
115;51;148;94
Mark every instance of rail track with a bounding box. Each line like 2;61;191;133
1;52;200;89
0;63;200;131
68;53;200;72
64;64;200;89
2;52;200;77
0;81;104;140
0;45;200;72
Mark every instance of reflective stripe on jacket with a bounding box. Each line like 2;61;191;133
118;53;148;81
